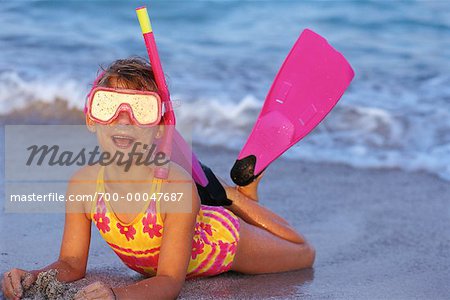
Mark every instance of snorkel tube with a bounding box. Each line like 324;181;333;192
136;6;209;187
136;6;175;179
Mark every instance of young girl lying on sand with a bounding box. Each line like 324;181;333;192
1;58;315;300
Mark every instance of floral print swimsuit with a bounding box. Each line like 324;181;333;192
91;167;240;278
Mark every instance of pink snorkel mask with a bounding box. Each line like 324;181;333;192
85;86;162;126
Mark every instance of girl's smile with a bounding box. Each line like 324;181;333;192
111;134;136;149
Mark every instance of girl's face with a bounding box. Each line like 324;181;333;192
86;78;162;162
93;111;159;156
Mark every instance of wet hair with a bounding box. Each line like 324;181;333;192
96;57;158;92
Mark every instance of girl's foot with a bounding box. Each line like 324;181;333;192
236;172;264;202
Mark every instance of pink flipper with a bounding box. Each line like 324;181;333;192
231;29;355;186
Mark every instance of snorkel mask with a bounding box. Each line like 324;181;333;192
86;87;162;126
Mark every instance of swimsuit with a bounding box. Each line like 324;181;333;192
91;167;240;278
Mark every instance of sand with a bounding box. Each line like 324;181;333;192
21;270;78;300
1;145;450;299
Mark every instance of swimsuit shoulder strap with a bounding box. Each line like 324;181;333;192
90;166;105;218
96;166;106;193
152;177;164;222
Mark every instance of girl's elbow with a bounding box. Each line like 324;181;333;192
304;243;316;268
162;275;184;299
72;270;87;281
172;279;185;298
166;284;182;299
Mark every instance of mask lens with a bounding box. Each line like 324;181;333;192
90;90;122;122
127;94;160;125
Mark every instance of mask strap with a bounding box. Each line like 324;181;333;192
84;70;106;115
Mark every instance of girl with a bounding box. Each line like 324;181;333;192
1;58;315;300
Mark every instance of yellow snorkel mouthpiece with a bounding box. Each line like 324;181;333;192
136;6;153;34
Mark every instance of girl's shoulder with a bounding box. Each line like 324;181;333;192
66;164;101;220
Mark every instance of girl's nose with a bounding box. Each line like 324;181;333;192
114;110;134;125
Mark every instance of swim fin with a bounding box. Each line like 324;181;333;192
195;163;232;206
231;29;355;186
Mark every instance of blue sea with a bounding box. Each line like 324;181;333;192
1;1;450;180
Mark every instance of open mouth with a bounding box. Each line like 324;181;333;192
111;135;136;149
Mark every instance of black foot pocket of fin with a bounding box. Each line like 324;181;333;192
230;155;261;186
196;163;232;206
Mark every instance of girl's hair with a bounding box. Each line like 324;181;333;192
97;57;158;92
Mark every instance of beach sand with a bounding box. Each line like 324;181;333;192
1;145;449;299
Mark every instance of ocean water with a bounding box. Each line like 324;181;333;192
1;1;450;180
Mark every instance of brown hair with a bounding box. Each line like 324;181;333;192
97;57;158;92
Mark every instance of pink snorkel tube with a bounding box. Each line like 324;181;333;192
136;6;175;179
136;6;208;185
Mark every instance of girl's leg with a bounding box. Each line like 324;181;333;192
223;184;304;244
235;173;264;202
231;219;315;274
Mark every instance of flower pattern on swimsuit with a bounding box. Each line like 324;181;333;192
191;238;205;260
93;199;110;233
218;239;237;255
199;223;213;236
142;212;163;238
194;222;214;245
117;223;136;241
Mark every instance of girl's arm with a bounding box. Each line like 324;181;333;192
30;172;93;282
2;172;93;299
113;174;200;299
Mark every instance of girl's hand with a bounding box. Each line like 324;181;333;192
74;281;116;300
1;268;37;300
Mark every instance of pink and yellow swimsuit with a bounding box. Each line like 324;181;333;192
91;167;240;278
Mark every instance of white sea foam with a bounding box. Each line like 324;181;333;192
0;71;88;113
1;66;449;182
1;72;449;181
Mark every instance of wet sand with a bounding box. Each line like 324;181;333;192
1;145;449;299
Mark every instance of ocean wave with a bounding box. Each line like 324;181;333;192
0;71;88;115
1;73;450;181
178;99;450;182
